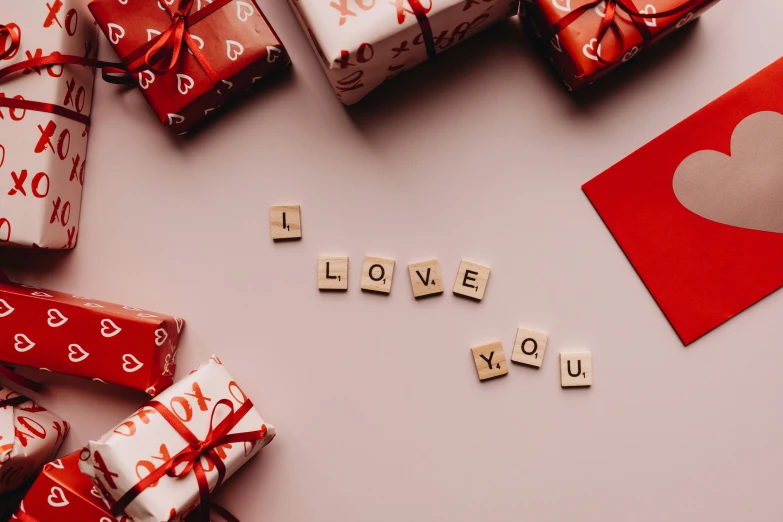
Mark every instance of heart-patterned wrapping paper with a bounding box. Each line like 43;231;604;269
88;0;290;134
10;450;133;522
0;0;98;248
0;388;68;496
79;357;275;522
288;0;520;105
583;58;783;345
519;0;722;90
0;276;184;395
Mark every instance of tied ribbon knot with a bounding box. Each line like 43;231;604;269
123;0;229;86
110;398;267;522
551;0;707;66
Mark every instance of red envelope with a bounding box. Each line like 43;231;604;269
583;58;783;345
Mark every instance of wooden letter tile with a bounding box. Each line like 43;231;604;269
318;256;348;291
270;205;302;240
560;352;593;387
471;341;509;381
408;259;444;298
511;328;549;368
453;260;490;301
361;256;395;294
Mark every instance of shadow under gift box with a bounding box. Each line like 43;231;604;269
0;276;183;395
79;357;275;522
0;0;98;249
519;0;723;91
0;389;68;497
288;0;521;105
88;0;291;135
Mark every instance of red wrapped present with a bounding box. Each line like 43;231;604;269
520;0;722;90
88;0;291;134
0;389;68;496
11;450;131;522
0;275;184;395
0;0;100;248
80;356;275;522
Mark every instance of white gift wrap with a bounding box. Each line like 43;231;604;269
0;0;97;248
289;0;519;104
80;357;276;522
0;387;69;494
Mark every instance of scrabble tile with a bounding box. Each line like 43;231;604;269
471;341;509;381
511;328;549;368
560;352;593;387
318;256;348;291
361;256;395;294
408;259;444;298
270;205;302;240
453;260;490;301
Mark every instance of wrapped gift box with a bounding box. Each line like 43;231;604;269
0;0;98;248
520;0;722;90
88;0;290;134
289;0;520;104
0;275;183;395
11;450;131;522
0;388;68;495
80;357;275;522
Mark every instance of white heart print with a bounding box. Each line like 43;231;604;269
175;317;184;333
622;46;639;62
47;309;68;327
552;0;571;12
226;40;244;61
68;344;90;363
48;459;64;470
236;1;254;21
107;23;125;45
155;328;168;346
84;303;105;308
595;0;605;17
101;319;122;338
14;334;35;352
266;46;282;63
187;34;205;56
31;291;53;297
167;113;185;125
147;28;161;41
93;378;107;383
551;34;562;52
641;4;657;26
90;486;102;499
139;70;155;90
138;312;158;318
123;354;144;373
177;74;195;95
47;486;69;507
583;38;602;61
123;305;141;311
676;12;694;28
0;299;14;318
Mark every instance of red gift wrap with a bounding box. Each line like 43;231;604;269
10;450;131;522
0;276;184;395
520;0;722;90
88;0;290;134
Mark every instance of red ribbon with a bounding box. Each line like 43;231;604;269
110;398;267;522
0;394;29;409
408;0;437;61
551;0;707;65
122;0;231;87
0;24;124;125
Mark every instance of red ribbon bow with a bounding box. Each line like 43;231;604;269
122;0;230;86
551;0;707;65
110;398;267;522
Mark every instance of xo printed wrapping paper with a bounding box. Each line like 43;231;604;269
583;58;783;345
89;0;291;134
0;276;184;395
80;357;275;522
0;0;98;248
289;0;520;105
0;388;68;495
12;450;132;522
520;0;721;90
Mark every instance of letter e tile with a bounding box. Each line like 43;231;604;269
453;260;490;301
471;341;509;381
560;352;593;387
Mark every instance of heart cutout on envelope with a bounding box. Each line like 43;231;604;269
673;111;783;234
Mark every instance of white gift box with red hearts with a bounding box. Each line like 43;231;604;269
0;0;98;248
0;387;69;495
80;357;276;522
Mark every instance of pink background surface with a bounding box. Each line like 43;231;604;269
3;2;783;520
